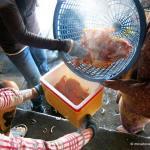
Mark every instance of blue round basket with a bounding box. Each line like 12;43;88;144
53;0;146;83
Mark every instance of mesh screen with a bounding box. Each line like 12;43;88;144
53;0;146;82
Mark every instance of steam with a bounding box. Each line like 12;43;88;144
80;28;132;61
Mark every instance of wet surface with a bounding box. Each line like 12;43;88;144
12;108;150;150
12;108;76;140
84;128;150;150
93;88;150;138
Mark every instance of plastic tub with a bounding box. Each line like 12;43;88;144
40;62;104;127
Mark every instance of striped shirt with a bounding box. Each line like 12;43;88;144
0;88;93;149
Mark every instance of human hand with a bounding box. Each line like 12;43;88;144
34;84;44;96
68;40;89;58
84;115;97;138
103;79;150;99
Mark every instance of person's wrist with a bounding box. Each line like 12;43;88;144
58;39;73;52
87;128;94;139
67;39;74;53
87;124;97;138
85;115;97;139
31;88;39;99
34;84;43;95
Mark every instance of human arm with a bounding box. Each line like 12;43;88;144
0;0;89;58
0;87;38;109
0;128;93;150
104;79;150;99
0;0;88;57
0;115;96;149
0;0;71;52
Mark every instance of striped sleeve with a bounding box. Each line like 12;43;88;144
46;128;93;150
0;88;23;109
0;129;93;150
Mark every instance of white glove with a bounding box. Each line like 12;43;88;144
68;40;88;58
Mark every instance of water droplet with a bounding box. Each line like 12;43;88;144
30;119;37;125
100;108;106;114
50;126;56;133
42;128;48;133
104;98;110;105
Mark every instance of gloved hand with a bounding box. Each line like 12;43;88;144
68;40;88;58
34;84;44;95
85;115;97;138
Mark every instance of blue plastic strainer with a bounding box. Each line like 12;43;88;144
53;0;146;83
